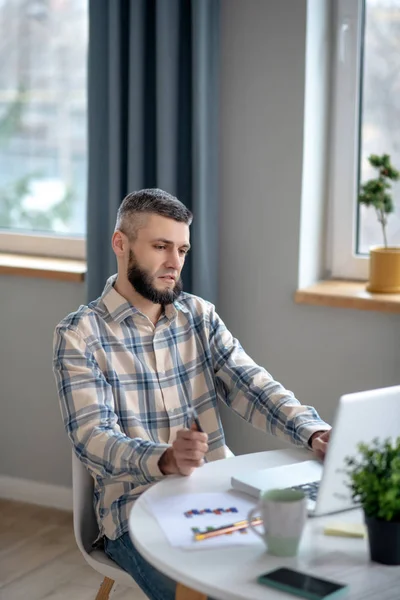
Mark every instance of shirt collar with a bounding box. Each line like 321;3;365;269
100;274;189;324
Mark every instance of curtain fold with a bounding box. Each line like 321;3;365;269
87;0;220;303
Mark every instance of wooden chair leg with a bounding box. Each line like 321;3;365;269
95;577;115;600
176;582;207;600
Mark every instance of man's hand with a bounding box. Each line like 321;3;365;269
310;429;331;461
159;424;209;476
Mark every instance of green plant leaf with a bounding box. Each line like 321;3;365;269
345;436;400;522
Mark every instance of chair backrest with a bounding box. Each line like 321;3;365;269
72;452;100;556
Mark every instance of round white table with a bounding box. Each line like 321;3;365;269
129;448;392;600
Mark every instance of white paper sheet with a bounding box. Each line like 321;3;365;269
145;491;260;549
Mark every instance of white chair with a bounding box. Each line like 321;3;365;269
72;452;137;599
72;452;206;600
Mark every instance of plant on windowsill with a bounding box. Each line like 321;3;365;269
345;437;400;566
358;153;400;293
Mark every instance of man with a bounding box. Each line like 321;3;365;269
53;188;331;600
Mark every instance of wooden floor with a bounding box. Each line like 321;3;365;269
0;499;147;600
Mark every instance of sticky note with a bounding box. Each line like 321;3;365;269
323;522;366;538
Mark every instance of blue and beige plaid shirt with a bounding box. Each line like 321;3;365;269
53;274;329;540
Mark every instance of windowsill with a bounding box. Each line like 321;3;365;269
0;253;86;282
295;280;400;314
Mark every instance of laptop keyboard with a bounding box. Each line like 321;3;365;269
289;480;320;501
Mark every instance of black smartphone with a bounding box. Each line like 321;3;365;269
257;567;348;600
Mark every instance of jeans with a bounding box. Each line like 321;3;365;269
104;532;177;600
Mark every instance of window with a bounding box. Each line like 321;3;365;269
0;0;88;260
329;0;400;279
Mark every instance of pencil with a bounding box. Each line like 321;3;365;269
194;517;263;541
187;405;204;432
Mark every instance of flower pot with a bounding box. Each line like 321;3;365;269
366;247;400;293
365;515;400;565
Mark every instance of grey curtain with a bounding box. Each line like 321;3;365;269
87;0;220;303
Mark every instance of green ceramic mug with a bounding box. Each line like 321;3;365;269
247;488;307;557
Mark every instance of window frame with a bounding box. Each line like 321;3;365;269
329;0;369;280
0;231;85;260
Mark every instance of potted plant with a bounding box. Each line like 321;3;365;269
345;437;400;565
358;154;400;293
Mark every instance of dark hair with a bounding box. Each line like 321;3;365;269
115;188;193;239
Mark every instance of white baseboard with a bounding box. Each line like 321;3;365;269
0;475;73;511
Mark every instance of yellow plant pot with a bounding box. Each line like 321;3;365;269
367;247;400;293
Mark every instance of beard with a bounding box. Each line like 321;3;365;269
127;250;183;305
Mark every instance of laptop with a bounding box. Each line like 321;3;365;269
231;385;400;516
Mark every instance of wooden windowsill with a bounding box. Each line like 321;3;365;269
0;253;86;282
295;280;400;314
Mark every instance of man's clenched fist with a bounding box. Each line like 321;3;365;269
159;424;208;476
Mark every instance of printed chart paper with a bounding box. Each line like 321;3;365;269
144;491;260;549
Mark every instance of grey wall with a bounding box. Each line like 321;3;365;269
0;277;85;486
218;0;400;456
0;0;399;488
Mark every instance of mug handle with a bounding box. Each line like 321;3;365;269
247;504;266;539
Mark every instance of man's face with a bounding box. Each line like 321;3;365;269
127;214;190;305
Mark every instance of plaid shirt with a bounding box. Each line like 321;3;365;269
53;275;329;540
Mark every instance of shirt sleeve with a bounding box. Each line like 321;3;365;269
53;325;168;484
207;306;331;448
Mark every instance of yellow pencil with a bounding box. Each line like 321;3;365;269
194;517;263;541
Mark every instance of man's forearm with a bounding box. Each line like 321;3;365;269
209;316;331;448
73;429;169;484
